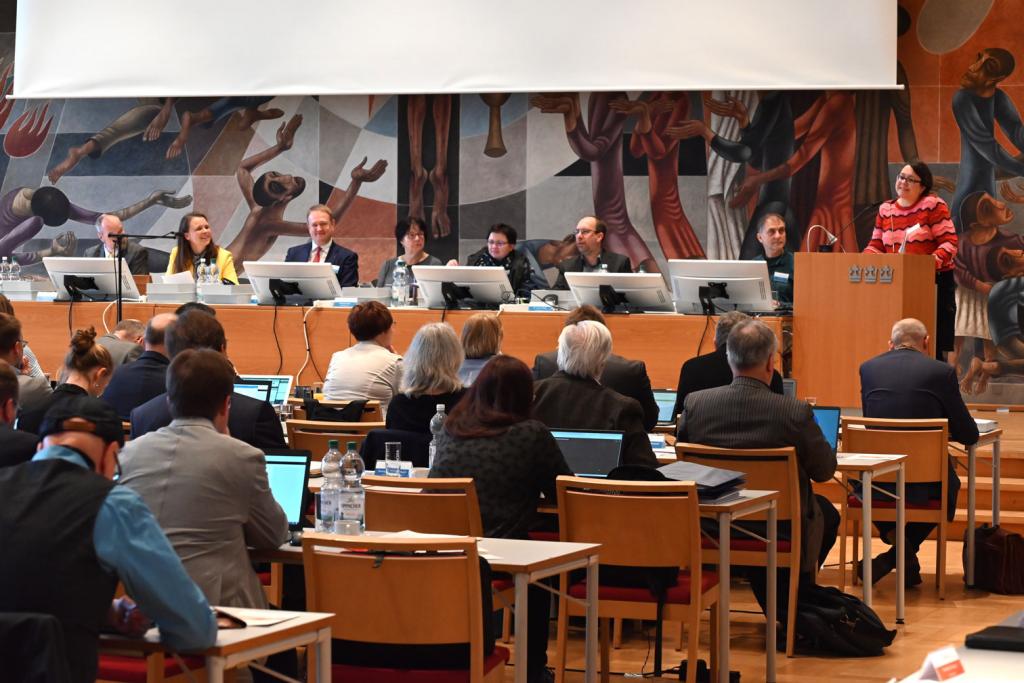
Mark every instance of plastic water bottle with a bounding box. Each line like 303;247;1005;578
0;257;9;281
8;259;20;281
337;441;366;534
391;258;409;306
316;439;343;533
208;259;220;284
599;262;609;273
196;258;209;284
428;403;446;469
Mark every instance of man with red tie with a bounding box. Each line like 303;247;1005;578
284;204;359;286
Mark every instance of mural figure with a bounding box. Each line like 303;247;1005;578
164;96;283;160
407;95;453;237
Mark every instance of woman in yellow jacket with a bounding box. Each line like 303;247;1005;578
166;212;238;284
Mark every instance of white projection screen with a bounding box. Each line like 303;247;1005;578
14;0;896;98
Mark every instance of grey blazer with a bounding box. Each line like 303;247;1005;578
678;376;837;571
119;418;289;609
98;333;143;367
16;373;52;414
84;240;150;275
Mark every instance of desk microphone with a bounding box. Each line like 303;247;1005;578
806;201;884;252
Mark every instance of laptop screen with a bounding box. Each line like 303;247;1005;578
239;374;294;406
653;390;677;424
551;430;624;478
811;406;841;452
264;450;311;529
234;380;272;403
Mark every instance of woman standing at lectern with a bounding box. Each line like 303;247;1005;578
863;161;958;360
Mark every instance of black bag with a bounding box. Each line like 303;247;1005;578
963;524;1024;594
302;398;367;422
787;584;896;656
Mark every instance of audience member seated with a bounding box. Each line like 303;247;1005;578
285;204;359;287
98;318;145;366
533;305;658;431
0;312;51;413
459;312;502;385
323;301;402;414
858;318;979;586
174;301;216;317
18;327;113;436
672;310;784;422
130;310;286;449
102;313;177;419
0;396;216;683
0;361;38;467
0;295;45;379
677;319;838;611
457;223;536;300
85;213;150;275
386;322;466;434
431;355;571;683
533;319;657;467
553;216;633;289
166;212;239;284
377;217;442;286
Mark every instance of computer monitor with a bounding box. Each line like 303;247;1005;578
234;379;273;403
811;405;841;453
244;261;343;305
43;257;141;302
667;259;774;314
550;429;624;478
652;390;677;424
563;272;674;313
239;374;294;406
412;265;514;309
263;449;312;530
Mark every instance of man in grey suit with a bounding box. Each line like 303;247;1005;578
0;313;51;413
678;319;838;608
83;214;150;275
119;348;288;613
98;319;144;366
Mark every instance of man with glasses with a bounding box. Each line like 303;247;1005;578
459;223;536;299
0;312;51;413
553;215;633;289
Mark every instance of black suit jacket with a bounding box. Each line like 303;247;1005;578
553;250;632;289
101;350;170;419
284;242;359;287
130;389;286;451
672;345;785;421
533;351;659;431
0;424;39;468
83;240;150;275
533;371;657;468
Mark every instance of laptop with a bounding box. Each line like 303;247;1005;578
811;406;842;454
234;379;273;403
239;374;294;407
653;390;677;425
551;429;624;478
263;449;312;531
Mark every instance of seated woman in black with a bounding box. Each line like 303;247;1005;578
385;322;466;434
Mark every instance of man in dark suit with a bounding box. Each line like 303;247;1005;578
859;318;979;585
0;361;38;467
672;310;785;421
678;319;837;609
533;304;659;431
102;313;176;419
283;204;359;287
130;310;286;450
533;319;657;467
553;216;632;289
83;214;150;275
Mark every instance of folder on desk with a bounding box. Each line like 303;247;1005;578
975;418;998;433
657;461;745;501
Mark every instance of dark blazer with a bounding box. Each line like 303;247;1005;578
678;376;837;571
385;389;466;435
17;384;90;436
533;351;659;431
533;371;657;468
553;249;632;290
130;389;286;451
84;240;150;275
672;345;785;421
284;241;359;287
0;424;39;468
101;350;170;419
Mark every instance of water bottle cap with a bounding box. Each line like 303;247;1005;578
346;441;357;450
436;404;445;411
328;439;339;449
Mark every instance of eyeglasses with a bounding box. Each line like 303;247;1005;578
896;173;921;184
575;229;596;236
487;240;509;247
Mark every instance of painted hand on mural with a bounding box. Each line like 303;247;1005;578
608;98;654;134
42;231;77;258
665;120;712;143
142;99;177;142
529;93;580;133
351;156;388;183
703;94;750;128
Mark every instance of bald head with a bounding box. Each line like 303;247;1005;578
144;313;177;356
889;318;929;353
95;214;124;254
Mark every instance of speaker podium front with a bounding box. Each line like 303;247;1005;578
791;253;936;408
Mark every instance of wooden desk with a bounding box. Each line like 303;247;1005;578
955;428;1003;587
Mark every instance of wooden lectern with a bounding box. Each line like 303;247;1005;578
791;253;936;408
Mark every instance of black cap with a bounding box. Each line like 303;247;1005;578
39;397;125;446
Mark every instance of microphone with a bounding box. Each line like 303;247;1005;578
804;201;884;252
898;224;922;254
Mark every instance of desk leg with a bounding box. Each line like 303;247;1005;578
967;445;977;588
514;573;529;683
585;558;598;683
206;656;224;683
718;512;731;683
862;471;873;606
993;437;1001;526
766;504;777;683
896;466;905;625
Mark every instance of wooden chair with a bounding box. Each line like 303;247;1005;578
290;398;384;422
839;416;950;599
302;533;509;682
675;442;802;657
554;476;718;683
96;653;206;682
284;419;384;457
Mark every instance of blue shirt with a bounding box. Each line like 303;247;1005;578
33;445;217;652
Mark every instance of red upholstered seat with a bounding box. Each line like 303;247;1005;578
97;654;206;682
847;495;941;510
567;570;718;604
526;530;559;542
330;645;510;682
700;536;792;552
258;570;273;585
491;577;514;592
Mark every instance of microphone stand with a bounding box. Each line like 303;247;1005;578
108;231;178;323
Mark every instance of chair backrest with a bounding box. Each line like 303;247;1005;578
362;475;483;536
556;475;700;572
303;533;487;677
285;419;385;458
291;399;384;422
840;416;948;484
361;428;433;469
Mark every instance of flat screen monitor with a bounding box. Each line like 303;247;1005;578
550;429;624;478
563;272;674;313
244;261;343;305
43;257;141;301
239;374;294;406
234;379;272;403
653;390;677;424
263;449;312;530
412;265;514;309
667;259;774;314
811;406;841;453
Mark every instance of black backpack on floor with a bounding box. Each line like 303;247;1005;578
787;584;897;656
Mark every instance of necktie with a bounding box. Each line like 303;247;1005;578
313;246;322;263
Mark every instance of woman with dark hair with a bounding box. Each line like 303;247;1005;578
166;212;239;284
322;301;403;413
376;217;442;286
456;223;536;299
864;161;958;359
